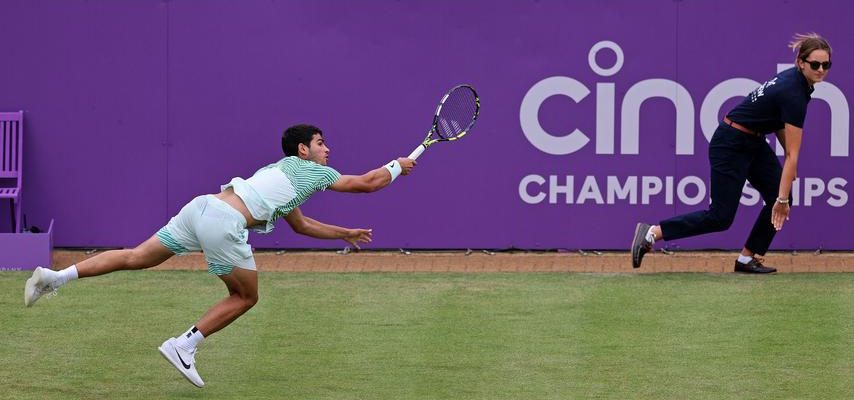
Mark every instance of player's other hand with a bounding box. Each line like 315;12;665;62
397;158;416;175
344;228;373;250
771;202;790;231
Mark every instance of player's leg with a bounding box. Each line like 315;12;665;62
195;266;259;337
24;235;176;307
77;234;175;277
24;197;206;307
158;266;257;388
159;194;256;387
188;195;258;336
660;129;754;238
632;126;750;267
736;142;784;273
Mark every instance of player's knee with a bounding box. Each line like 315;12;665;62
125;248;155;269
117;249;143;269
240;291;258;309
707;213;735;232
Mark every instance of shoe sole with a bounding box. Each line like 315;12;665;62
158;341;204;388
631;223;649;269
734;268;778;274
24;267;44;307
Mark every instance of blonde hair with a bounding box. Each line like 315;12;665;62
789;33;831;63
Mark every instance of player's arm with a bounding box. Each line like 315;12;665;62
772;123;803;231
328;157;416;193
284;207;373;248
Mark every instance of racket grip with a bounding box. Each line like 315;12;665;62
408;145;426;160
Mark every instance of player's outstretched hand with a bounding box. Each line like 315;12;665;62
397;158;416;175
344;228;373;250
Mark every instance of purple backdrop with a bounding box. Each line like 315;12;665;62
1;0;851;250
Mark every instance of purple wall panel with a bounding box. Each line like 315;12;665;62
0;1;169;246
1;1;851;250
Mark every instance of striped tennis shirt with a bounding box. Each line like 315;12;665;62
221;157;341;233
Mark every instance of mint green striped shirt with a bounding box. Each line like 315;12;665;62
266;157;341;221
222;157;341;233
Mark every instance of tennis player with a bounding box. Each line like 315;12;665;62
24;124;415;387
632;33;832;273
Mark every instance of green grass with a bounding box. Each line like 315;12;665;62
1;271;852;399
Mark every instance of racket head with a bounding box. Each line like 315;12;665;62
431;84;480;141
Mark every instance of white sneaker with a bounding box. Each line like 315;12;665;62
158;337;205;388
24;267;60;307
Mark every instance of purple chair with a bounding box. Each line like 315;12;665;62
0;111;23;233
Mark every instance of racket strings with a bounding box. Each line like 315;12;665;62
436;88;478;139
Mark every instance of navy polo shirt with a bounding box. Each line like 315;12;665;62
725;67;814;134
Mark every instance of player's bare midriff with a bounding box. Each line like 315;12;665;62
215;187;265;229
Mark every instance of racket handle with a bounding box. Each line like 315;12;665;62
408;144;426;160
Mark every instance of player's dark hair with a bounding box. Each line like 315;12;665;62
282;124;322;156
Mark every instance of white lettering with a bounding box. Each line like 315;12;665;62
676;176;706;206
518;175;848;207
519;174;546;204
621;79;695;155
596;82;616;154
520;77;590;155
803;177;826;206
588;40;624;77
518;47;850;157
827;178;848;207
549;175;574;204
641;176;663;204
606;176;637;204
577;176;604;204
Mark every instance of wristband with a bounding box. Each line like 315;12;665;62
384;160;402;182
776;198;789;204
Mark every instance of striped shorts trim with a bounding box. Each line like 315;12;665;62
207;262;234;276
158;227;235;276
156;227;190;254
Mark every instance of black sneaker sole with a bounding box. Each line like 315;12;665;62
734;265;777;274
631;223;650;269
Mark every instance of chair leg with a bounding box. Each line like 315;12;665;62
9;199;15;232
15;198;22;233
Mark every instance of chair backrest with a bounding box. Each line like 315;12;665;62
0;111;23;180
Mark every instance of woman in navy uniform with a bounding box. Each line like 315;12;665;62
632;33;832;273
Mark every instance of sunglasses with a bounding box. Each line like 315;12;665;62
801;58;832;71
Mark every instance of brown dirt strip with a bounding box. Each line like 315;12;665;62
52;249;854;273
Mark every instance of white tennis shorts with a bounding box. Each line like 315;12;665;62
156;195;256;275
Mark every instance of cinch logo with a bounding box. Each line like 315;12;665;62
520;41;850;157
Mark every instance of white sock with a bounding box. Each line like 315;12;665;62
645;226;656;244
175;326;205;350
54;265;79;287
737;255;753;264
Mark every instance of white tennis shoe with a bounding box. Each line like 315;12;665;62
158;337;205;388
24;267;60;307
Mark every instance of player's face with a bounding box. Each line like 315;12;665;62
799;49;831;85
306;133;330;165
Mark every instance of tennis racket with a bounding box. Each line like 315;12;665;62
407;84;480;160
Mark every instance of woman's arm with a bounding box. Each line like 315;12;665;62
774;128;787;152
772;123;803;231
